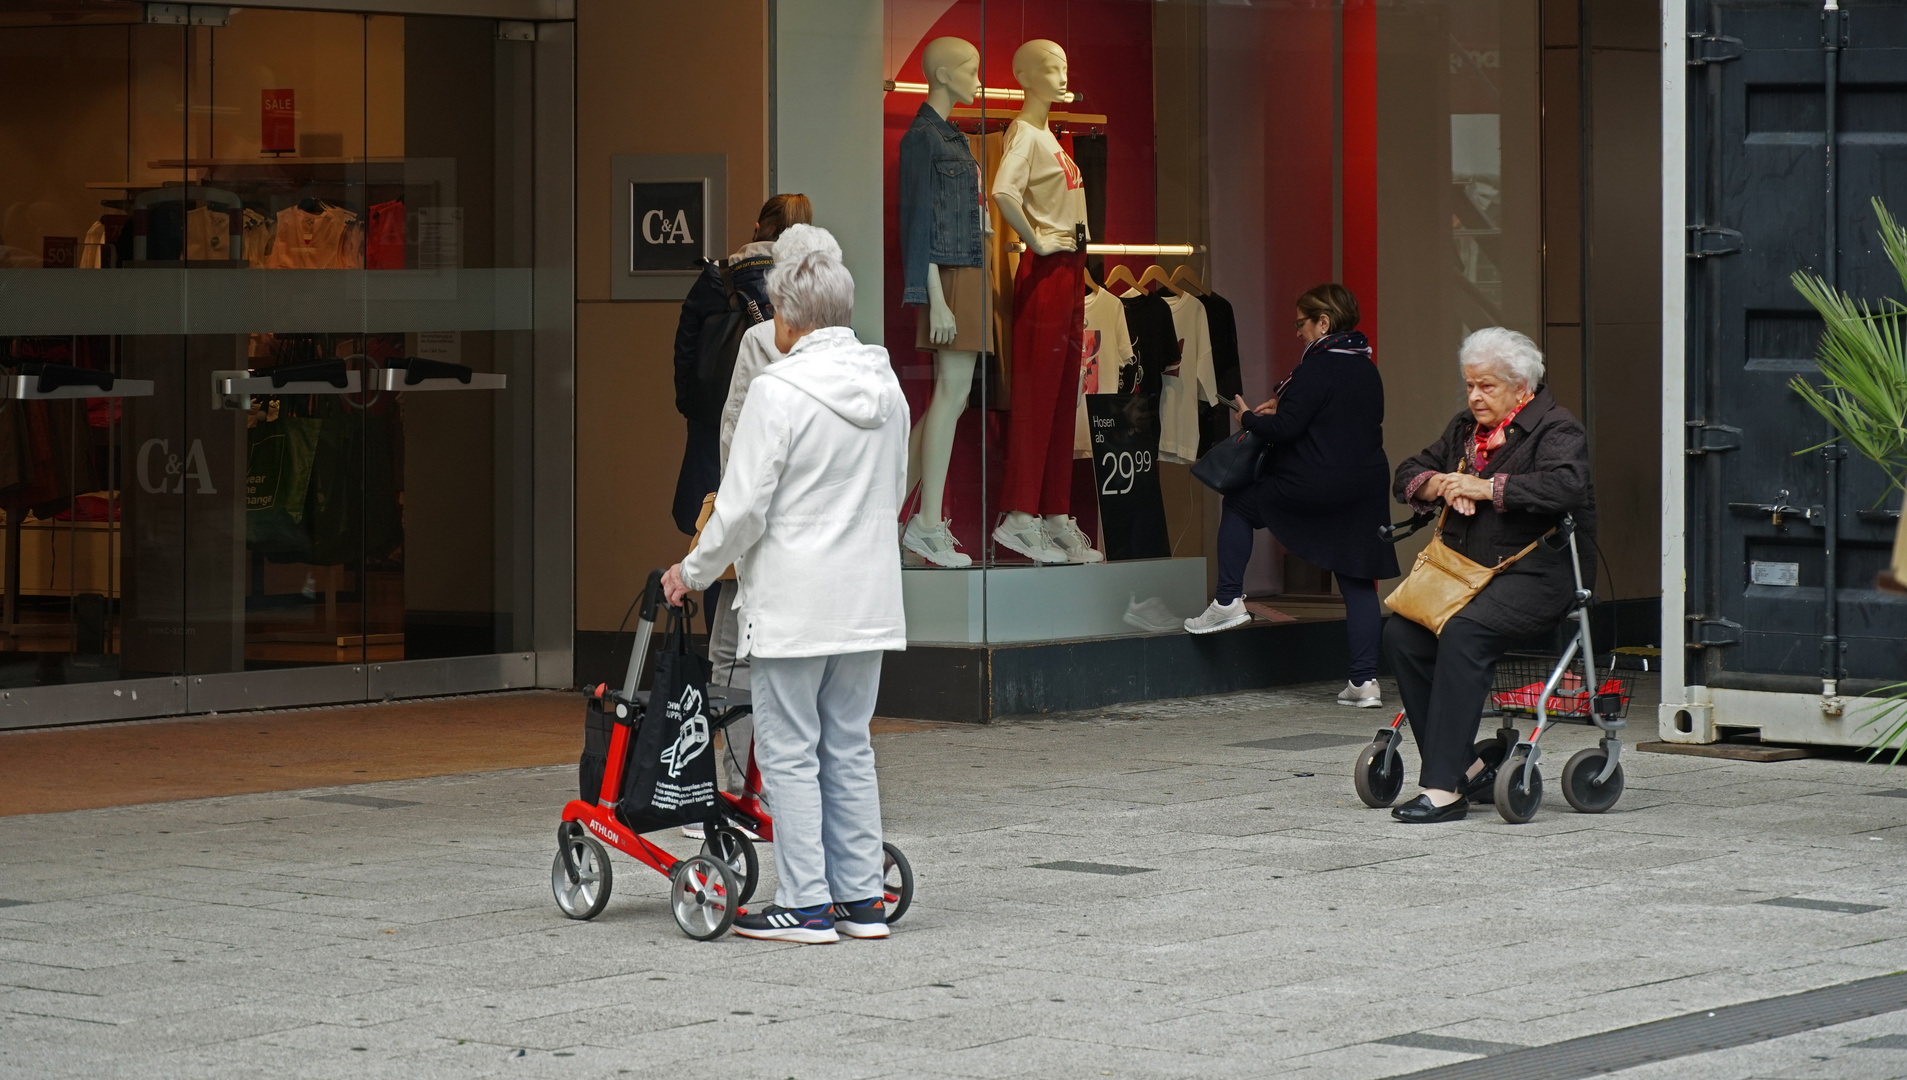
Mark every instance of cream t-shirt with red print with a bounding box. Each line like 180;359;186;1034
992;119;1089;253
1075;287;1136;457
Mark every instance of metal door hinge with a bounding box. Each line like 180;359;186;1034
1687;32;1743;66
1685;421;1741;455
1822;10;1850;49
1686;615;1743;648
1687;225;1744;258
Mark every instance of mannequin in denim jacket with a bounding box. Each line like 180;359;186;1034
899;37;986;568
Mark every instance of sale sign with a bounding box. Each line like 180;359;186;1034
261;89;295;153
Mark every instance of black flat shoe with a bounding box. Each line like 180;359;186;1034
1391;794;1469;823
1461;764;1499;803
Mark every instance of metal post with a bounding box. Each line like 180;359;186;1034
1821;1;1845;701
1579;0;1596;462
1701;1;1727;682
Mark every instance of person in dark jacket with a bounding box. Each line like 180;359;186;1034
1382;326;1596;823
670;193;812;536
1184;284;1400;708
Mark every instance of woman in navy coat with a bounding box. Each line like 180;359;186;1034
1183;284;1399;708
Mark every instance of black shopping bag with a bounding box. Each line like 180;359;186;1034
618;605;718;831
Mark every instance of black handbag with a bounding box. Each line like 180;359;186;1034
1190;426;1271;494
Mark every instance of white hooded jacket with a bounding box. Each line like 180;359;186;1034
681;326;910;659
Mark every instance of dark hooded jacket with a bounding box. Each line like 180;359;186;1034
1393;385;1596;639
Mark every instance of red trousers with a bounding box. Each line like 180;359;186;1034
1001;250;1085;515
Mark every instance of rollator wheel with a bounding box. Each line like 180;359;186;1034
1469;738;1509;805
1493;747;1543;824
551;824;612;920
669;854;739;941
1561;748;1625;814
881;842;915;925
701;825;760;906
1353;739;1405;808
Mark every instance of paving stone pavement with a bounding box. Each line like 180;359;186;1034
5;678;1907;1080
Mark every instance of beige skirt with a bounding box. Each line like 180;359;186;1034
916;263;994;354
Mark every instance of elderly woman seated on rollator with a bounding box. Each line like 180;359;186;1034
1381;327;1597;824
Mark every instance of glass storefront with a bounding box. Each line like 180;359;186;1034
0;3;545;715
877;0;1542;645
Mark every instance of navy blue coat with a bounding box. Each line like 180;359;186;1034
1231;332;1399;581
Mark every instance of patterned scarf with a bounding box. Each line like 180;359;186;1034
1468;397;1530;472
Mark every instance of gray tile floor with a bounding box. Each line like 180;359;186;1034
6;678;1907;1079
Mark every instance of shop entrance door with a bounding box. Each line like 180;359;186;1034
0;4;555;725
1683;1;1907;691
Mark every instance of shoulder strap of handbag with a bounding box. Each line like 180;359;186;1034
1432;459;1548;572
720;261;766;326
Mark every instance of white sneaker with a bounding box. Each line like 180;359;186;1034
680;824;705;840
1044;516;1105;563
1184;599;1251;635
1123;594;1181;633
902;514;973;568
1337;680;1383;708
992;517;1069;564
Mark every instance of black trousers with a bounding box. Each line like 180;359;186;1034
1382;614;1512;791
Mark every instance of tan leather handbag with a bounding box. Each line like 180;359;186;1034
690;491;737;582
1383;476;1543;635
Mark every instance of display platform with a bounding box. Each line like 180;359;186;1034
876;617;1351;724
901;557;1209;644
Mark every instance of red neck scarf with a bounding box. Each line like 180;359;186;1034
1469;398;1530;471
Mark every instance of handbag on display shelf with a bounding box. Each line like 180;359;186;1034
1382;469;1545;635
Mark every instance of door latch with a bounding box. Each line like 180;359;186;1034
1728;490;1823;527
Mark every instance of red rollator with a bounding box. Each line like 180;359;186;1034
549;570;915;938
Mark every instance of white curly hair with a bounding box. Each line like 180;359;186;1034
767;223;853;329
1458;326;1545;392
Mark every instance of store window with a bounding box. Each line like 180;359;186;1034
0;4;535;701
879;0;1541;644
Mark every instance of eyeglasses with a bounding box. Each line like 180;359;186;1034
1293;316;1316;330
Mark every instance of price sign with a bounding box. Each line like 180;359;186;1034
1085;393;1170;560
262;89;295;153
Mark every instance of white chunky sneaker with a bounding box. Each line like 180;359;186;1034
1337;679;1384;708
1044;516;1105;563
1183;598;1251;634
1123;594;1181;633
902;515;972;568
991;517;1069;564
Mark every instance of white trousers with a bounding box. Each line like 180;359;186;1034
750;651;885;909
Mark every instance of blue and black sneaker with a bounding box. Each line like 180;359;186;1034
732;903;838;944
831;897;889;939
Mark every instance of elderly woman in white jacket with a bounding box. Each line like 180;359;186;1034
663;225;909;944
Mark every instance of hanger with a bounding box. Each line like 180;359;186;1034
1168;264;1208;296
1137;263;1177;295
1103;263;1140;294
1082;266;1101;294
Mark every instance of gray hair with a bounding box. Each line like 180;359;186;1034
1459;326;1545;391
767;223;853;329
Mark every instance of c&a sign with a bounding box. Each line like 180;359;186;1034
627;180;710;273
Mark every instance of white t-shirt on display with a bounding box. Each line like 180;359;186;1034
1075;287;1136;457
1158;292;1218;465
991;119;1089;253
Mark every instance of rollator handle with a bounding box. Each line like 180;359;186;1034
639;568;665;622
1541;513;1577;552
1380;510;1437;544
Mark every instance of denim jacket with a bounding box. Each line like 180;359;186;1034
898;103;985;306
